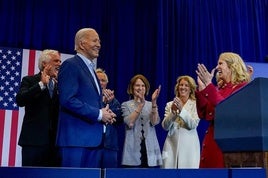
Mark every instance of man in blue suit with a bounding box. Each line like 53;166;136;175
56;28;117;168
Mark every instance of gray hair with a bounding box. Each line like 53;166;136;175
38;49;59;71
95;68;108;83
74;28;95;51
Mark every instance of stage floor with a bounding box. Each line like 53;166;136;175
0;167;266;178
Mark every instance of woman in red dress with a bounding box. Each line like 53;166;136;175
195;52;251;168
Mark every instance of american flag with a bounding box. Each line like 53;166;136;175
0;47;73;166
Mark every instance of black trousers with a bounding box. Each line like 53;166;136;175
22;145;60;167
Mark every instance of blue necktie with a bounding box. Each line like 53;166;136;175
90;62;96;70
48;78;54;97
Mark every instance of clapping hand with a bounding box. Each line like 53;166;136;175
135;90;145;106
152;85;161;101
196;63;215;87
171;97;182;114
41;65;52;85
103;89;115;103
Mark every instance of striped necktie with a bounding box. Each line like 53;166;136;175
48;78;54;97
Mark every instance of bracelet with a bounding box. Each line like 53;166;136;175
134;110;140;114
151;110;157;113
152;105;157;108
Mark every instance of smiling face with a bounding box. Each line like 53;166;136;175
133;78;146;97
216;58;232;83
176;79;191;98
75;28;101;60
174;75;196;100
127;74;150;98
83;30;101;59
96;72;108;90
39;50;61;78
47;53;61;77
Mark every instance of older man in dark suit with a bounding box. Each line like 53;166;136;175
95;68;123;168
16;49;61;167
56;28;116;168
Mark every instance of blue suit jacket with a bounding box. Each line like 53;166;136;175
56;55;104;147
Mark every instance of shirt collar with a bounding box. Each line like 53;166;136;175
77;53;96;70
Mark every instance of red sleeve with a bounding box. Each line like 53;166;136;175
196;83;224;121
195;90;207;118
202;83;225;105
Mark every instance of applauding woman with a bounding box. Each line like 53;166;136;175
195;52;250;168
121;74;162;168
162;75;200;168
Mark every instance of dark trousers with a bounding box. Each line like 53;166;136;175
22;145;60;167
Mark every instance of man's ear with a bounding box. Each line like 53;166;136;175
42;61;47;68
79;41;85;50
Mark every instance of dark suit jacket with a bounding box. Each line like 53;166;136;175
16;73;59;146
104;98;123;151
56;55;104;147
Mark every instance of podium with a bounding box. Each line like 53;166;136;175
215;77;268;168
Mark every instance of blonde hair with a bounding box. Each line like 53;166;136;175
174;75;196;100
127;74;150;97
219;52;250;84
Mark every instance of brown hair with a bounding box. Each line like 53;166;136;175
127;74;150;97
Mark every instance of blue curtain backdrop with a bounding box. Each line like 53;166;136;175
1;0;268;165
